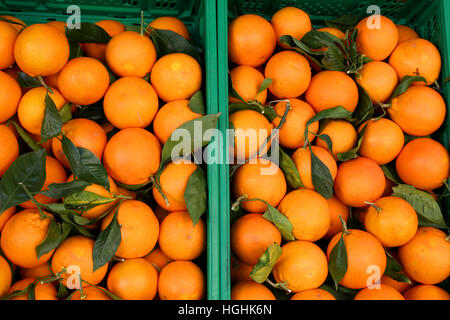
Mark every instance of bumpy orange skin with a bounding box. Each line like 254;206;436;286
106;31;157;78
8;277;58;300
232;158;287;213
0;255;12;297
315;120;357;157
14;24;69;76
107;258;158;300
148;16;190;40
327;229;387;289
403;285;450;300
324;196;349;240
0;21;17;69
228;14;276;67
158;261;205;300
0;71;21;123
356;61;398;104
229;65;267;105
70;286;112;300
231;213;281;266
398;227;450;285
273;241;328;293
144;247;172;271
0;207;15;232
0;124;19;177
1;210;54;268
84;20;125;63
290;289;336;300
396;25;419;43
380;275;413;294
231;281;276;300
230;256;253;283
271;7;312;48
158;211;205;261
354;284;405;300
278;189;330;242
396;138;449;190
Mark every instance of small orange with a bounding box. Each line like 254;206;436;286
0;207;15;232
18;263;53;280
396;25;419;43
403;285;450;300
229;65;267;104
0;71;21;123
84;20;125;63
70;286;112;300
158;261;205;300
8;277;57;300
0;255;12;297
324;196;349;240
0;124;19;177
0;15;26;32
0;21;17;69
380;275;413;294
356;61;398;104
290;289;336;300
314;120;358;157
230;256;253;283
231;281;275;300
354;284;405;300
271;7;312;48
148;16;190;40
144;247;172;271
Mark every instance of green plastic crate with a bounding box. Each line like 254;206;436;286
0;0;222;300
217;0;450;300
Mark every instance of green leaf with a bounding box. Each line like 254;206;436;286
262;204;295;241
8;121;42;151
64;190;115;211
305;106;352;138
40;92;63;143
313;133;333;155
279;148;304;189
279;35;323;69
384;251;412;284
60;222;72;244
40;180;91;199
325;15;361;32
337;122;368;161
17;72;40;89
392;184;447;228
184;167;207;225
188;91;205;115
73;102;106;123
56;281;69;299
310;144;334;199
302;30;346;71
115;180;152;191
0;149;47;213
389;75;428;101
328;231;348;290
59;103;73;123
68;40;83;60
353;85;374;126
381;163;403;185
35;219;61;259
65;23;112;44
249;243;282;283
257;78;272;95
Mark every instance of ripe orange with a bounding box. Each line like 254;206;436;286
273;240;328;293
18;263;52;280
0;255;12;297
272;99;318;149
398;227;450;284
46;21;66;34
106;31;157;77
396;138;449;190
354;284;405;300
264;50;311;99
396;25;419;43
158;211;205;261
231;213;281;266
314;120;358;157
1;209;54;268
389;38;441;85
51;235;109;288
278;189;330;242
231;281;275;300
107;258;158;300
148;16;190;40
232;158;287;213
356;61;398;104
152;99;202;144
290;289;336;300
158;261;205;300
271;7;312;48
115;186;137;200
324;196;349;240
103;128;161;185
101;200;159;259
305;71;359;113
403;285;450;300
230;256;253;283
0;21;17;69
84;20;125;63
229;65;267;105
14;23;69;77
389;85;446;136
52;118;107;169
334;157;385;207
8;277;58;300
70;286;112;300
0;15;26;32
327;229;387;289
0;207;15;232
0;124;19;177
355;15;398;61
0;71;21;123
144;247;172;271
317;27;346;39
380;274;413;294
150;53;202;102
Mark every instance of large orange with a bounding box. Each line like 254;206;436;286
144;247;172;271
0;124;19;177
0;207;15;232
229;65;267;105
0;71;21;123
396;138;449;190
8;277;57;300
277;189;330;242
356;61;398;104
396;25;419;43
158;261;205;300
0;255;12;297
0;21;17;69
290;289;336;300
314;120;357;157
231;281;275;300
354;284;405;300
70;286;112;300
273;241;328;293
148;16;190;40
271;7;312;48
403;285;450;300
324;196;349;240
228;14;276;67
84;20;125;63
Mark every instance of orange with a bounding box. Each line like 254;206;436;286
14;23;69;77
18;86;66;135
327;229;387;289
158;211;205;261
106;31;156;77
358;118;404;165
18;263;53;280
355;15;398;61
232;158;287;213
403;285;450;300
264;50;311;99
150;53;202;102
51;235;109;288
8;277;57;300
0;255;12;297
229;109;274;161
291;146;337;190
317;27;346;40
231;213;281;266
103;76;159;129
231;281;275;300
271;7;312;48
70;286;112;300
380;275;413;294
229;65;267;104
58;57;110;106
52;118;107;169
1;209;54;268
84;20;125;63
290;289;336;300
0;15;26;32
101;200;159;259
356;61;398;104
396;138;449;190
148;16;190;40
324;196;349;239
305;71;359;113
398;227;450;285
144;247;172;271
153;99;202;144
272;99;318;149
354;284;405;300
389;38;441;85
364;196;418;247
0;207;15;232
0;71;21;123
103;128;161;185
0;124;19;177
46;21;66;34
334;157;385;207
0;21;17;69
228;14;276;67
20;156;67;209
115;186;137;200
273;241;328;293
152;160;198;212
396;25;419;43
158;261;205;300
278;189;330;242
314;120;357;157
389;85;446;137
230;256;253;283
